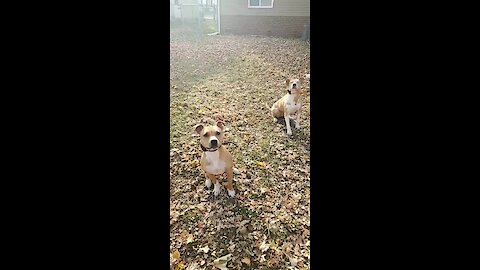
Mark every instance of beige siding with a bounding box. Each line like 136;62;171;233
221;15;309;38
181;0;199;4
221;0;309;17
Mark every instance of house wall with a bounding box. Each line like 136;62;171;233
182;0;199;4
221;0;309;16
220;0;310;38
221;15;309;38
181;5;200;20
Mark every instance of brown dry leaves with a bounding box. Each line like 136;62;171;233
170;27;310;269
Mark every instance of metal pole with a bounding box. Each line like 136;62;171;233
217;0;220;34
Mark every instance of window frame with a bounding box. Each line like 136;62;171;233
247;0;274;9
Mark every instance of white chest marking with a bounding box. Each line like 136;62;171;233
205;151;226;175
285;95;301;114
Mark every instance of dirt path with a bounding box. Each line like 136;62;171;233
170;28;310;270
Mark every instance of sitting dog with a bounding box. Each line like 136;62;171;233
270;78;304;135
195;121;235;197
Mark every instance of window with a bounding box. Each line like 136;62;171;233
248;0;274;8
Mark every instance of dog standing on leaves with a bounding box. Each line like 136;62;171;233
270;78;304;135
195;121;235;197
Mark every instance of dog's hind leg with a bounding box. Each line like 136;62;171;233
225;167;235;197
270;105;280;123
271;110;278;123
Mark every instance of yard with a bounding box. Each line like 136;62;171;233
170;27;311;270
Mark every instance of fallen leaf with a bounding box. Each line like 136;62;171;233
199;245;210;253
172;250;181;260
241;257;251;265
175;261;185;270
190;159;199;167
259;240;270;252
237;226;247;234
180;231;188;242
185;262;199;270
213;253;232;270
239;220;250;227
255;161;265;167
186;234;194;244
292;193;302;200
287;201;296;209
289;256;298;267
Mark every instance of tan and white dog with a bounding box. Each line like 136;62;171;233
195;121;235;197
270;78;304;135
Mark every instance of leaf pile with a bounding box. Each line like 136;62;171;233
170;28;310;270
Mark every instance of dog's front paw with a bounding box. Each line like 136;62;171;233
213;182;221;196
228;189;236;197
287;130;292;135
205;178;212;188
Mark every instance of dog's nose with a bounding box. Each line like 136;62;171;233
210;139;218;147
292;83;297;88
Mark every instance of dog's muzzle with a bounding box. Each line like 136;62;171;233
200;144;220;152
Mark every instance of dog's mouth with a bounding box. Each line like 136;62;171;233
200;144;221;152
288;87;298;94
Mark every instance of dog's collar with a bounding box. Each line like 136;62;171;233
287;89;301;98
287;88;298;94
201;144;221;152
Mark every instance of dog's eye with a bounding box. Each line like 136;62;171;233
216;131;220;135
203;133;209;137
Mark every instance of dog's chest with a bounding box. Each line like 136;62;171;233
204;151;226;174
285;96;301;114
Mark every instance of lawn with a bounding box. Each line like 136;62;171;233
170;27;311;270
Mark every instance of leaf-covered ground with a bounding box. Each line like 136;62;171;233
170;27;310;270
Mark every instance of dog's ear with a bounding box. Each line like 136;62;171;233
299;77;305;85
195;124;204;134
216;121;224;131
285;79;290;86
